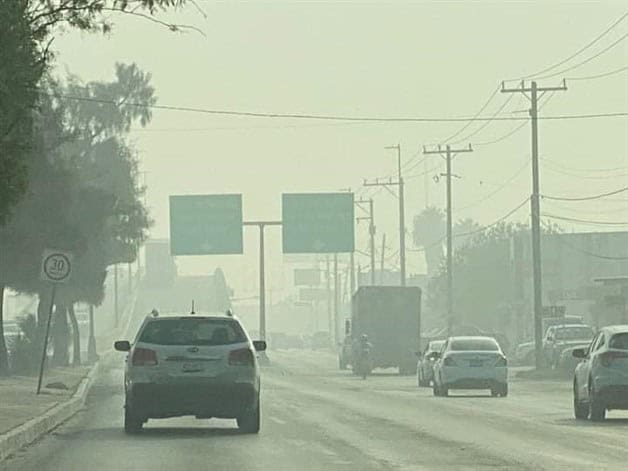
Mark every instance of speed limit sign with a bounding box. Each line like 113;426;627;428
41;249;73;283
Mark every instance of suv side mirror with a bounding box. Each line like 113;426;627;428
572;348;586;359
114;340;131;352
253;340;267;352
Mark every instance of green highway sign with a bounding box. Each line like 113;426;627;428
169;194;243;255
282;193;355;254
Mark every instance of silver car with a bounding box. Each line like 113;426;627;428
573;325;628;421
417;340;445;387
114;311;266;434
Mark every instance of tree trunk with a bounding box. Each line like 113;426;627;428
68;303;81;366
52;302;70;367
0;284;9;376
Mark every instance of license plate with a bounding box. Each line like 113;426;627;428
469;360;483;367
182;363;203;373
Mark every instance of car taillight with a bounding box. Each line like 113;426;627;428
443;356;456;367
495;356;508;367
132;348;158;366
600;351;627;367
229;348;254;366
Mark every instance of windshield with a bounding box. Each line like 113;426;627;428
139;319;247;346
427;341;445;353
610;333;628;350
449;339;500;352
555;327;594;341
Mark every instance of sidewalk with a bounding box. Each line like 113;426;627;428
0;366;91;436
0;289;138;462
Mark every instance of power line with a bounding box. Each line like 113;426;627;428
547;235;628;261
542;213;628;226
517;10;628;80
440;84;501;143
569;65;628;81
40;91;628;123
456;159;530;212
455;197;531;238
541;160;628;180
450;94;516;145
540;157;628;174
536;32;628;81
473;91;556;147
542;186;628;201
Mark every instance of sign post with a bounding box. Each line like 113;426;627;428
37;249;73;394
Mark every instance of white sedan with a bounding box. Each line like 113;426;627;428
432;336;508;397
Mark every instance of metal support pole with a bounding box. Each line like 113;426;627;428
446;145;454;337
326;255;332;338
37;285;56;395
334;253;339;346
114;264;119;329
369;199;376;286
259;224;266;342
501;79;567;369
380;234;386;285
87;304;98;363
350;251;356;296
397;146;407;287
530;81;544;370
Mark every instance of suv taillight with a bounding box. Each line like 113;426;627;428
132;348;158;366
229;348;255;366
443;356;456;367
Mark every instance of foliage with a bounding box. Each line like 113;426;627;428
0;0;45;224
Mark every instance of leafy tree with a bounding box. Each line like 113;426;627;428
0;0;44;226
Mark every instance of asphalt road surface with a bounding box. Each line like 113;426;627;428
5;350;628;471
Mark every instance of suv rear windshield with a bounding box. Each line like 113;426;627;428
555;326;594;340
609;333;628;350
139;318;247;346
450;338;499;351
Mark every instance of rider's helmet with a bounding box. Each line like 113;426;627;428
360;333;369;342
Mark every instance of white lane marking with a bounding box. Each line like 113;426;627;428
269;417;287;425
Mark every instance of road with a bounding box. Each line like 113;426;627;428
5;349;628;471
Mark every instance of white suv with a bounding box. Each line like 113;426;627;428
573;325;628;421
114;311;266;434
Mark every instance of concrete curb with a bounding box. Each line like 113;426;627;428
0;358;102;462
0;293;138;462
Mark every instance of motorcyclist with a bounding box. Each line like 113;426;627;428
354;334;373;379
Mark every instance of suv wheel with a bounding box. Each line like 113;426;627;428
573;383;589;420
589;385;606;421
237;403;261;434
124;405;143;434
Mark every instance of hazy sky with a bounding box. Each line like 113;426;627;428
53;0;628;300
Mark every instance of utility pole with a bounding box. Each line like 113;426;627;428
423;144;473;336
380;233;386;285
501;79;567;369
113;264;119;328
326;255;332;339
333;253;339;345
356;198;376;285
364;144;406;286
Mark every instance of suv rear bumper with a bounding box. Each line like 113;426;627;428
444;378;506;390
596;385;628;409
127;382;258;419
